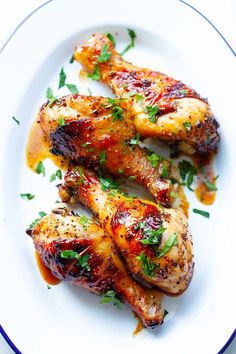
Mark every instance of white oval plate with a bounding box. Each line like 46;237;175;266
0;1;235;353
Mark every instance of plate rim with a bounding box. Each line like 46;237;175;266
0;0;235;353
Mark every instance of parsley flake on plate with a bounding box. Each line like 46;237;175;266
12;116;20;125
35;161;45;176
193;208;210;218
46;87;57;106
58;67;66;89
50;169;62;182
20;193;35;200
121;28;137;56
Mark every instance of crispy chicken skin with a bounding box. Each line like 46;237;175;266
74;34;220;155
39;94;186;210
28;207;164;328
59;167;194;294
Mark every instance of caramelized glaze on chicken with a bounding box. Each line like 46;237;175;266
39;94;187;210
74;34;220;155
59;167;194;294
28;207;164;328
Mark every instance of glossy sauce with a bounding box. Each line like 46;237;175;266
193;154;217;205
79;69;88;79
35;251;61;285
26;119;69;171
133;314;144;335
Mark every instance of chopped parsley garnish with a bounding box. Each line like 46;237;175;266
136;252;157;277
135;221;165;246
105;33;116;47
12;116;20;125
161;162;169;178
156;233;178;258
81;142;94;152
108;189;126;198
121;28;137;56
66;84;79;94
58;67;79;93
128;175;136;180
193;208;210;218
58;67;66;88
50;169;62;182
81;142;90;147
35;161;45;176
88;64;100;81
106;99;124;121
20;193;35;200
58;116;65;126
147;105;160;123
147;151;162;168
140;225;166;246
60;250;91;271
183;121;192;131
47;284;51;289
203;180;217;191
100;290;123;310
78;215;92;230
178;160;197;191
46;87;57;106
118;168;123;174
69;54;74;64
179;89;187;95
129;133;140;145
112;105;124;121
99;150;106;166
98;43;112;63
100;176;119;191
74;166;85;185
135;94;143;101
29;211;47;228
87;87;92;96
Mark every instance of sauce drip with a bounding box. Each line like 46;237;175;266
26;119;69;171
35;251;60;285
193;154;217;205
79;69;88;79
132;313;144;335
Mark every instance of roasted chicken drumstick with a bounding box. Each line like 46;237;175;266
74;34;220;155
59;166;194;294
27;207;164;328
40;94;186;210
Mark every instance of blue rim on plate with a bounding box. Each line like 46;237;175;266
0;1;235;353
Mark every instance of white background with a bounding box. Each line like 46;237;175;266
0;1;235;353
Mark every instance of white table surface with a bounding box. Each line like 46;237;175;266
0;1;235;353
